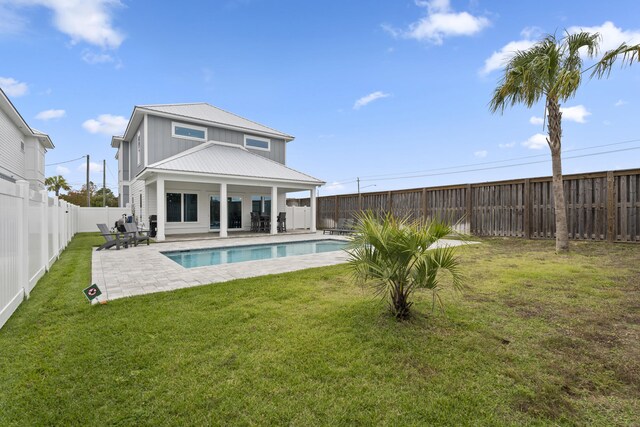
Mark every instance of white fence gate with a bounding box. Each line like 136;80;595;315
285;206;311;230
0;180;79;330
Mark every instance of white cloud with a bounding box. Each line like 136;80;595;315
529;116;544;125
6;0;125;48
614;99;627;107
35;109;65;120
474;150;488;158
560;105;591;123
81;50;114;64
82;114;128;135
498;142;516;148
481;39;536;75
56;165;70;175
77;162;103;173
384;0;490;45
0;76;28;97
568;21;640;53
353;91;390;110
521;133;548;150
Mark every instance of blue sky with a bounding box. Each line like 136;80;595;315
2;0;640;196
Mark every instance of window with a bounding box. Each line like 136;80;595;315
136;132;141;166
20;140;25;152
183;194;198;222
172;122;207;141
251;195;271;213
244;135;270;151
167;193;182;222
167;192;198;222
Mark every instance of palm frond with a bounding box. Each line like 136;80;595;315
591;42;640;79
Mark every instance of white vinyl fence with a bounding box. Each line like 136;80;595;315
77;206;130;232
285;206;311;230
0;179;79;330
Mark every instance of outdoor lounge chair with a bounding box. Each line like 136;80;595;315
96;223;132;251
124;222;151;246
277;212;287;232
324;218;350;235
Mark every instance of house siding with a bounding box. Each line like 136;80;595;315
0;107;26;180
146;115;285;165
132;122;145;178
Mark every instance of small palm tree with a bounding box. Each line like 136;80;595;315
489;31;640;252
45;175;71;196
348;212;465;320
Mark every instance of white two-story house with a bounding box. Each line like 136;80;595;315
0;89;54;190
112;103;323;241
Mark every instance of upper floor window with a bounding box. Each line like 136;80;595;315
172;122;207;141
244;135;270;151
20;141;24;152
136;132;141;166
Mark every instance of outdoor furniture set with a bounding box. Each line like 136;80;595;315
323;218;357;235
96;222;150;251
250;212;287;233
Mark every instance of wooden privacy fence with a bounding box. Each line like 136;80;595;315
310;168;640;243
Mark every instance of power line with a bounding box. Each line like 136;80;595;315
332;137;640;185
45;155;87;167
358;146;640;183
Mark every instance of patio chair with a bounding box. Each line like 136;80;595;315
277;212;287;232
124;222;151;246
96;223;132;251
323;218;348;235
250;212;260;232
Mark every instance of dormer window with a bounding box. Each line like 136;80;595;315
244;135;270;151
172;122;207;141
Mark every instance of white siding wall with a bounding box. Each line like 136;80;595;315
129;178;146;225
24;137;46;189
0;108;26;180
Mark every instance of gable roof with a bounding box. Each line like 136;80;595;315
114;103;294;147
0;88;54;149
143;141;324;185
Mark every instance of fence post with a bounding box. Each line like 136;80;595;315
524;179;531;239
422;188;428;222
40;190;48;272
465;184;472;235
607;171;615;243
388;191;392;215
52;196;60;259
17;181;30;299
334;195;339;224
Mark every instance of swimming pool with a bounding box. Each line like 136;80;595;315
162;239;348;268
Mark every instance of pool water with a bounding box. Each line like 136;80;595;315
162;239;348;268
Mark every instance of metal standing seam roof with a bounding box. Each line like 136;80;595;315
146;142;324;185
138;103;294;140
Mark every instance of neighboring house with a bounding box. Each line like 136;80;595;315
0;88;54;189
112;103;324;241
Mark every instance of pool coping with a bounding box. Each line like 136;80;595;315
91;232;351;302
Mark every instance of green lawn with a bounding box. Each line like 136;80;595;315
0;234;638;426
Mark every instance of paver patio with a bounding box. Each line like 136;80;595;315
92;232;475;302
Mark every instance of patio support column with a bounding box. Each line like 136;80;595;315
156;176;166;241
270;186;278;234
310;187;317;233
220;183;228;237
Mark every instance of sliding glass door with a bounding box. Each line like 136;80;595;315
209;195;242;230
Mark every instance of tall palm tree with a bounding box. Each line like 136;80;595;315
45;175;71;196
489;32;640;252
348;212;464;320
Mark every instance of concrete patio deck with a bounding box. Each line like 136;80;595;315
91;232;351;302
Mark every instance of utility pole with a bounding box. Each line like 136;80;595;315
102;159;106;207
86;154;90;207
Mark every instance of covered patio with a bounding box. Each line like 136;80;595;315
136;141;323;241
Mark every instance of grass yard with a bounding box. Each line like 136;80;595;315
0;233;638;425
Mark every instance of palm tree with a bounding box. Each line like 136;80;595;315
348;212;464;320
45;175;71;196
489;32;640;252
